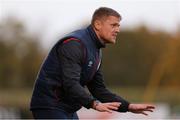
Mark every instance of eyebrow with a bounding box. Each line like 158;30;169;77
111;23;120;26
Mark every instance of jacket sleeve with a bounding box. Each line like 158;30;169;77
57;40;95;109
87;66;130;112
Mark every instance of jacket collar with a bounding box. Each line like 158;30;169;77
87;25;106;48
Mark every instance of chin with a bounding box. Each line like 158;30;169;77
110;39;116;44
106;39;116;44
112;41;116;44
104;38;116;44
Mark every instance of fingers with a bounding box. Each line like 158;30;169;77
129;103;156;116
145;105;155;112
98;103;114;113
104;108;113;113
106;104;119;110
144;109;154;112
138;104;155;116
106;102;121;107
138;106;155;116
141;111;148;116
94;102;121;113
106;102;121;110
146;105;155;109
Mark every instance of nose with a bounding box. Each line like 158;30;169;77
115;27;120;33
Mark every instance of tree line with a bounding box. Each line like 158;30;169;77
0;17;180;89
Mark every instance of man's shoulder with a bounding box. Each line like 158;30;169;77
58;38;84;55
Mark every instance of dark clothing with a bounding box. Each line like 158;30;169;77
30;25;130;115
32;109;78;119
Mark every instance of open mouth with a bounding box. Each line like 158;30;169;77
112;33;117;37
112;35;117;38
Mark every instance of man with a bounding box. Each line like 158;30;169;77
30;7;155;119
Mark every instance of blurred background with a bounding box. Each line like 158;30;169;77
0;0;180;119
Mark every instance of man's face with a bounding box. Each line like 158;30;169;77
95;16;120;44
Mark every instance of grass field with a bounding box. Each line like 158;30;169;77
0;87;179;117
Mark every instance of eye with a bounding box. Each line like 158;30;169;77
111;24;116;27
111;24;120;28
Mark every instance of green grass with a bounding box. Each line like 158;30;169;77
0;87;179;117
0;88;32;109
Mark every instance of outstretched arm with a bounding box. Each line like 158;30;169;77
87;66;155;115
87;66;129;112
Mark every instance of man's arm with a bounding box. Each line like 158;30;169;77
58;40;95;109
87;66;155;115
87;66;130;112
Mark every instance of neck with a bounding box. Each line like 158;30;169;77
92;27;106;44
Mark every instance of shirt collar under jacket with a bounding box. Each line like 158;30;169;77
87;25;106;49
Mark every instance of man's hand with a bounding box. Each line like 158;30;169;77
128;103;155;116
93;101;121;113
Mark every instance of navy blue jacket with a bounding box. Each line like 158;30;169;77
30;25;130;113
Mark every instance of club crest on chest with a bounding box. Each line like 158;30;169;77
88;61;93;67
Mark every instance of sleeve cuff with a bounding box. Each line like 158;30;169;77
84;99;96;109
118;101;130;112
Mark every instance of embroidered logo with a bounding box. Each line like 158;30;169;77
88;61;93;67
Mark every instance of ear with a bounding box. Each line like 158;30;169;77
94;20;102;30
